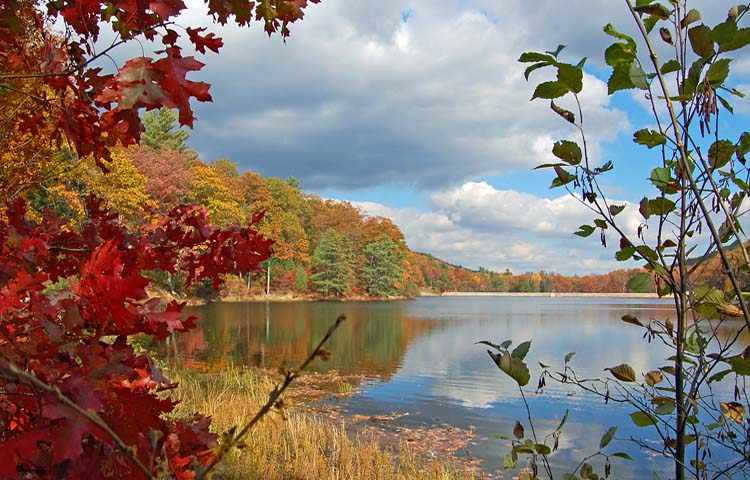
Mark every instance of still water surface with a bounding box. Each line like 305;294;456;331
166;297;746;478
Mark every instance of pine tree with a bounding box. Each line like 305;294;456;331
310;229;355;299
141;108;191;152
361;237;404;297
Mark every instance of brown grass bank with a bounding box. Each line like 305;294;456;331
168;367;483;479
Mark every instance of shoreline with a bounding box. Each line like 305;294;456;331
158;289;662;306
440;291;661;298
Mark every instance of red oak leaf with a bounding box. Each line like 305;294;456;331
186;27;224;54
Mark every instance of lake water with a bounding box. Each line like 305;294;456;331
164;296;748;478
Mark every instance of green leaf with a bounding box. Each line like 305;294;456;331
636;245;658;262
650;167;674;189
604;23;637;48
532;81;569;100
652;396;676;415
599;426;617;449
535;443;552;455
611;452;634;460
729;356;750;376
552;140;582;165
629;62;649;89
648;197;676;215
717;94;734;113
546;44;567;58
692;285;727;304
639;197;651;219
489;350;531;386
606;363;637;382
564;352;576;363
575;224;596;237
708;139;735;169
503;452;518;469
551;166;576;188
518;51;555;63
621;314;644;327
708;368;732;384
706;58;731;88
660;59;680;74
685;331;703;355
712;20;750;52
681;9;702;29
513;420;525;439
605;42;636;67
608;65;636;94
609;204;625;216
688;24;715;57
634;129;667;148
555;409;569;433
626;272;652;293
630;411;657;427
633;3;671;19
557;63;583;93
476;340;509;352
597;160;614;173
512;341;532;360
644;14;660;33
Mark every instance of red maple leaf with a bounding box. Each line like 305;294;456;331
186;27;224;54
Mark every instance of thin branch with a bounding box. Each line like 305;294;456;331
196;314;346;480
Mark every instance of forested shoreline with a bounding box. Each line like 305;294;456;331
26;107;742;301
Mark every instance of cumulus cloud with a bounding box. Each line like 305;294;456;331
182;0;634;190
354;181;643;274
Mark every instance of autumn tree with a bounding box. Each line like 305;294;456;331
128;145;195;210
0;0;318;477
81;149;157;225
188;159;245;226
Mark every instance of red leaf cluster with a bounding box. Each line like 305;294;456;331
0;0;319;166
0;197;272;478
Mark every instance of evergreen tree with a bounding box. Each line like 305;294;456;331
310;229;355;299
141;107;191;152
361;237;404;297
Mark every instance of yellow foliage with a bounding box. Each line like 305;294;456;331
189;162;246;226
82;150;157;225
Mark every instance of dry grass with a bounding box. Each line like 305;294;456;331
168;367;478;480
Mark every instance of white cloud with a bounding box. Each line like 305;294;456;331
736;84;750;115
354;181;643;274
181;0;632;190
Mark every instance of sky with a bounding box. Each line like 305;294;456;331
166;0;750;275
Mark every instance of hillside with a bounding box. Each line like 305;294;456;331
27;108;661;299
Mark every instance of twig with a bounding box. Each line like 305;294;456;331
196;314;346;480
0;361;154;479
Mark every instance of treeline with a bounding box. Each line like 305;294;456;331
30;108;659;299
412;253;654;294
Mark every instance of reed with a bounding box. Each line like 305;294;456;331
168;366;477;480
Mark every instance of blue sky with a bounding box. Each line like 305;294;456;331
171;0;750;275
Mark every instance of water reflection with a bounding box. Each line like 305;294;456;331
159;301;438;379
160;296;748;478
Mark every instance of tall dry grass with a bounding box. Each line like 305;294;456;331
168;366;477;480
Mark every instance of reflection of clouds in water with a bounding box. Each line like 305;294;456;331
394;299;676;409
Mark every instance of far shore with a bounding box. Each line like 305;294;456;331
440;291;661;298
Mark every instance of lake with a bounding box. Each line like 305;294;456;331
163;296;747;478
